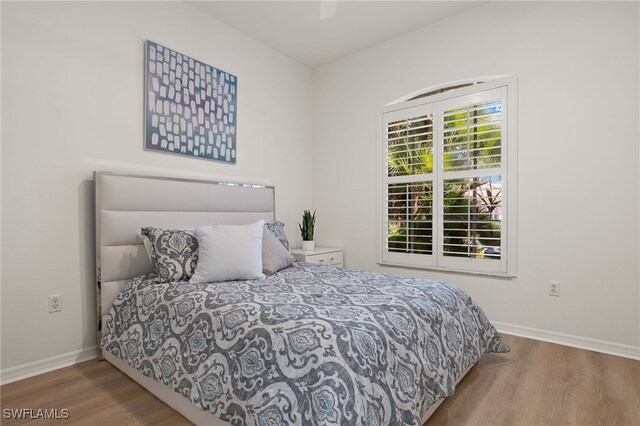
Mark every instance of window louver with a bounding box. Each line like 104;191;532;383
384;111;434;259
443;100;502;172
387;115;433;176
386;182;433;255
442;176;502;259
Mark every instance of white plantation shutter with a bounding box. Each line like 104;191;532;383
387;115;434;176
386;182;433;255
382;105;435;266
437;87;507;273
379;80;515;276
442;177;502;259
442;99;502;172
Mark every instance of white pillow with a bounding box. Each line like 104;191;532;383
262;226;295;275
190;220;265;283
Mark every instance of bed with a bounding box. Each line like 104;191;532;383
95;172;508;425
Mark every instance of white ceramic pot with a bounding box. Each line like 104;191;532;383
301;240;315;251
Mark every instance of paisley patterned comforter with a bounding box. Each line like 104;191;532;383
102;263;508;425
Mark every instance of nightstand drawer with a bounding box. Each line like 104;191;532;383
307;251;343;266
292;247;344;267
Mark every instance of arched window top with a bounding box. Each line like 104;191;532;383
386;75;509;106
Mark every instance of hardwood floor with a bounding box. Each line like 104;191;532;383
428;335;640;425
0;360;190;426
1;334;638;425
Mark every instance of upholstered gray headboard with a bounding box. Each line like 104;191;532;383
94;172;275;355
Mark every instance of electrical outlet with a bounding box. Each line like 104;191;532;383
548;281;560;297
49;294;62;313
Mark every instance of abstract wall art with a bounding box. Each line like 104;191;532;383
144;40;237;163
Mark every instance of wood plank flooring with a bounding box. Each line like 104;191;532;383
428;335;640;425
1;334;638;425
0;359;190;426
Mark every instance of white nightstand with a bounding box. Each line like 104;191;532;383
291;247;343;267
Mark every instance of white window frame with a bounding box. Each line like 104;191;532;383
377;76;518;277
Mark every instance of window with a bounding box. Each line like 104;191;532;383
379;78;517;276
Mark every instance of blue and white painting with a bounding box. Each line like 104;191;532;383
145;40;237;163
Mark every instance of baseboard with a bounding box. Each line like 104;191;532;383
493;321;640;361
0;346;98;385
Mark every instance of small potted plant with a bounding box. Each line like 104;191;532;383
299;210;316;251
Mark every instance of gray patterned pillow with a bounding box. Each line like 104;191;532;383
140;227;199;283
265;221;290;251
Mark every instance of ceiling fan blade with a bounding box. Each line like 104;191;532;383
320;0;338;20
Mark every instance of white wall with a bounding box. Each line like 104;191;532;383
1;1;313;371
313;2;640;349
